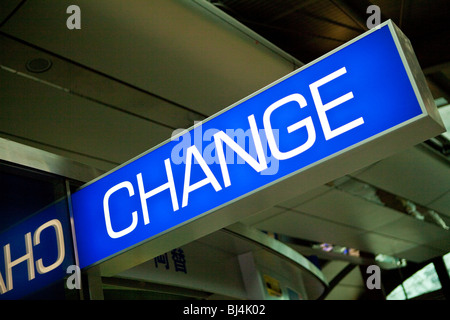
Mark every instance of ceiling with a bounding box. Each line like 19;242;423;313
0;0;449;299
206;0;450;256
213;0;450;155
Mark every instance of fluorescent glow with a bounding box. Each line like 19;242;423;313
387;262;442;300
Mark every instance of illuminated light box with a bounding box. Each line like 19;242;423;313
71;21;444;274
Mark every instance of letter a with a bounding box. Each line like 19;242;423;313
366;265;381;290
366;5;381;30
66;265;81;290
182;146;221;207
66;5;81;30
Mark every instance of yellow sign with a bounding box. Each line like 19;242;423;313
263;274;282;297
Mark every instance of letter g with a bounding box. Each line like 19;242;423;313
263;93;316;160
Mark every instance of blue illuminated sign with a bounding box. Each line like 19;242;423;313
0;199;74;299
72;22;434;269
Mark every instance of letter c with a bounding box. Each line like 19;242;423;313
33;219;65;274
103;181;138;239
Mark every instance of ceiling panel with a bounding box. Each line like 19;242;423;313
424;232;450;252
339;267;365;288
252;209;366;248
252;205;442;261
275;185;331;209
0;0;22;24
321;260;349;281
239;206;286;226
258;182;450;260
1;0;295;116
290;189;405;231
371;215;450;246
325;284;364;300
323;264;365;300
0;35;206;130
352;146;450;207
428;191;450;218
395;245;446;263
345;232;417;257
0;69;173;169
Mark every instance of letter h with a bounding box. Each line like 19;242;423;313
3;233;35;291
